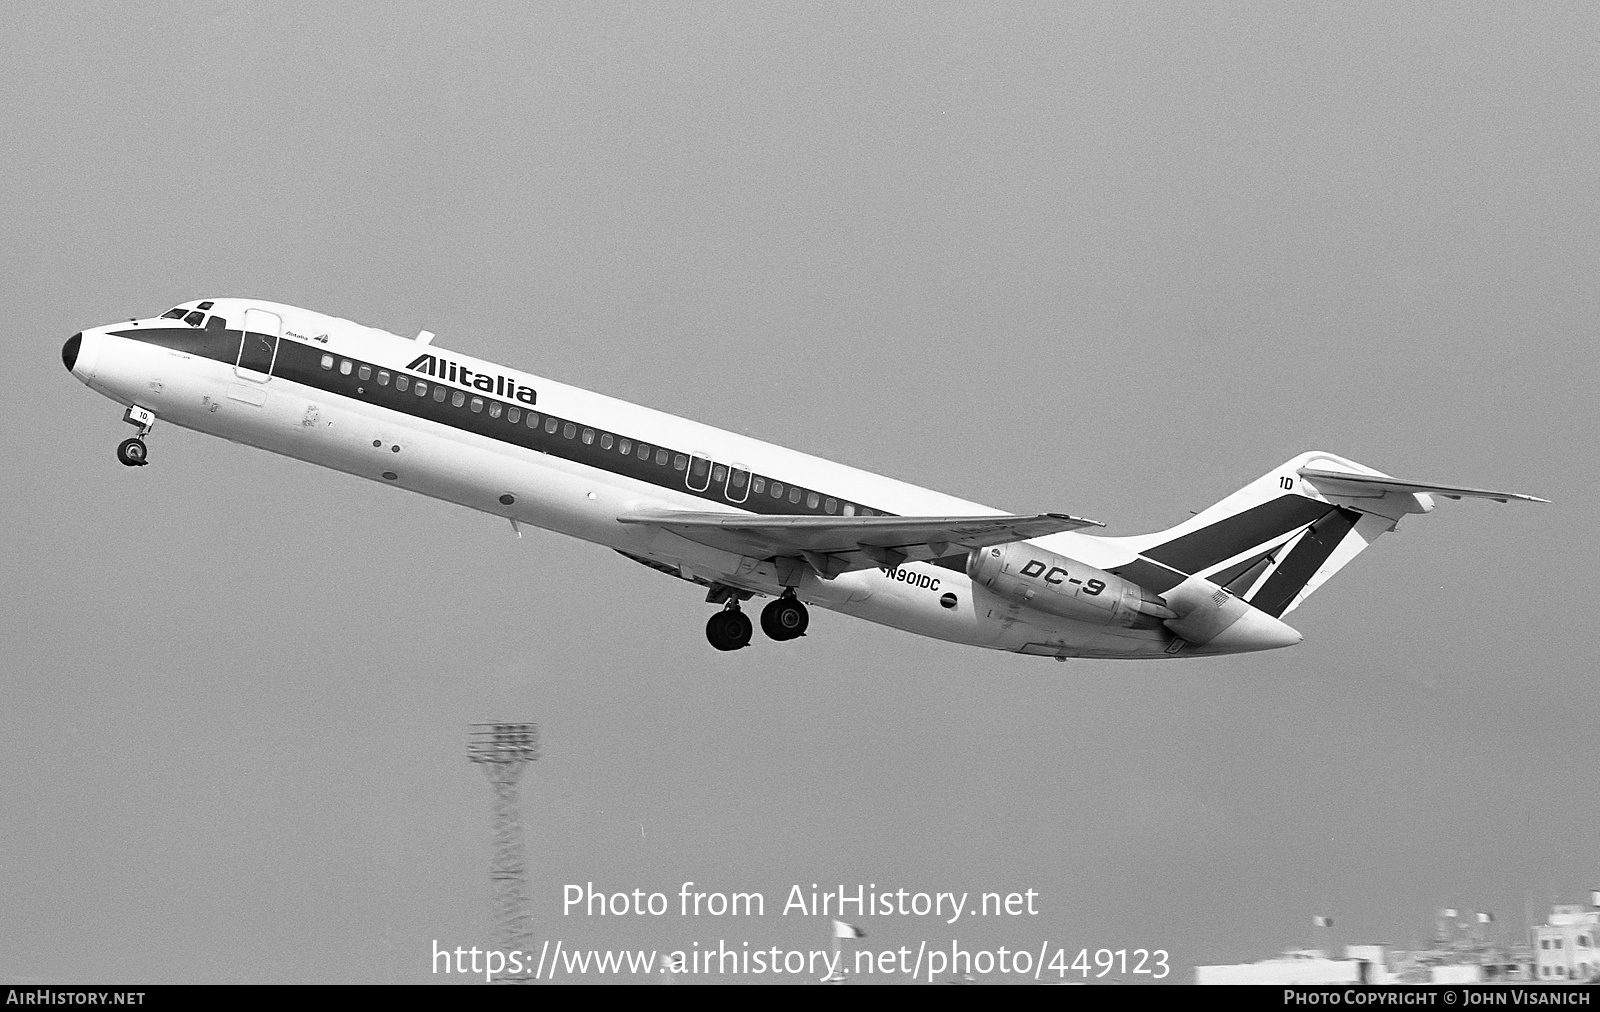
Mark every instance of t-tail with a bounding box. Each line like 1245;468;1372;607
1096;451;1548;654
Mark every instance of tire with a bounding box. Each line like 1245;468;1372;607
761;598;809;641
116;438;148;467
706;609;752;651
725;609;752;649
759;599;785;641
774;599;808;638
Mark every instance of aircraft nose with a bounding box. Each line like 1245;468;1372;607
62;332;81;372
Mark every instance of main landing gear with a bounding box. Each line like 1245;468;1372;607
116;404;157;467
703;587;811;651
760;591;809;642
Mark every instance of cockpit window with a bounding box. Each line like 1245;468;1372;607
183;311;205;327
205;315;228;331
196;301;214;311
161;308;187;319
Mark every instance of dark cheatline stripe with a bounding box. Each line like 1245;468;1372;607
1248;507;1362;618
1107;557;1189;595
113;327;896;524
1143;495;1334;574
1205;548;1276;591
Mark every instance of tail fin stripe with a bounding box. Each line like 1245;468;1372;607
1211;549;1278;596
1106;557;1189;595
1143;495;1334;574
1249;507;1362;617
1204;548;1277;590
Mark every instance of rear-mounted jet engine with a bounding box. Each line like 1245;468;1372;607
967;543;1177;628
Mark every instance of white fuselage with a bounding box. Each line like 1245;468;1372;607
64;298;1190;659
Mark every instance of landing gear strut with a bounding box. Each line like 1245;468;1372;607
760;592;809;641
116;404;157;467
705;604;753;652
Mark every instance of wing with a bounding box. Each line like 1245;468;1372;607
615;510;1103;578
1297;468;1550;504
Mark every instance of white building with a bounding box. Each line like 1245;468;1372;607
1533;893;1600;982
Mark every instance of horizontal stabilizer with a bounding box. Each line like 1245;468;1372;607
617;510;1102;577
1297;468;1550;504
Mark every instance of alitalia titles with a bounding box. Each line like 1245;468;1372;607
405;353;536;405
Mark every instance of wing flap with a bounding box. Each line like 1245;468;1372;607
616;510;1103;576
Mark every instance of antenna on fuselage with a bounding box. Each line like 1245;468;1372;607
415;329;435;345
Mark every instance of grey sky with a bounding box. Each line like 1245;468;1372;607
2;2;1594;983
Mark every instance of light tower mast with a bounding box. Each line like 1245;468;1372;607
468;722;540;980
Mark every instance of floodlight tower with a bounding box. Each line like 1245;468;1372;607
468;722;540;978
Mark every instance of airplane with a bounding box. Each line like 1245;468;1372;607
60;299;1547;659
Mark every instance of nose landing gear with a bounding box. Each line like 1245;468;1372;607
760;592;809;641
116;404;157;467
705;604;753;652
116;437;148;467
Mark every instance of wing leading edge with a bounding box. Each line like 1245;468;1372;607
616;510;1103;578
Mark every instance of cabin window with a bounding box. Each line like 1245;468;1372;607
507;406;519;423
563;422;576;439
432;385;446;402
414;381;428;397
824;497;838;514
377;370;390;385
526;412;539;428
582;428;594;444
395;375;409;391
807;492;820;509
488;401;502;418
655;448;668;465
618;438;632;455
789;487;802;504
842;503;855;516
339;360;353;375
637;443;650;460
673;454;687;471
545;417;558;434
470;397;483;413
751;477;765;495
320;354;334;370
451;391;465;408
770;482;783;498
599;433;613;450
358;365;371;381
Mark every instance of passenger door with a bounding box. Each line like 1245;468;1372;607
236;308;282;380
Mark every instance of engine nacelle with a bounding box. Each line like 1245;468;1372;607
966;543;1177;628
